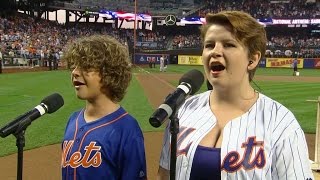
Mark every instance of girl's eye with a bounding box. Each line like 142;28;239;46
205;44;214;48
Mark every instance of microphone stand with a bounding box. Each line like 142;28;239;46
169;110;179;180
13;117;33;180
14;130;25;180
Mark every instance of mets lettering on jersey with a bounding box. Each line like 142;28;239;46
62;141;102;168
222;136;266;172
177;126;195;156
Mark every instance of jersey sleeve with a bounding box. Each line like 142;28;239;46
272;124;314;179
159;122;171;170
121;132;147;180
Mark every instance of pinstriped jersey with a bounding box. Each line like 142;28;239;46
62;107;147;180
159;91;314;180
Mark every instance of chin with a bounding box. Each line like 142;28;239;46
76;96;85;100
77;96;87;100
210;78;225;86
75;92;87;100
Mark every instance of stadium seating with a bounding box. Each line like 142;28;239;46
1;0;320;66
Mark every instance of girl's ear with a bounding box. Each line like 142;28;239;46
248;52;261;70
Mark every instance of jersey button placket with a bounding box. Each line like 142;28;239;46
76;127;84;143
183;161;188;167
79;127;85;135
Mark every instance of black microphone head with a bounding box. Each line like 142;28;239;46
41;93;64;113
179;69;204;95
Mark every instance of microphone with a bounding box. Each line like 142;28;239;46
149;69;204;128
0;93;64;138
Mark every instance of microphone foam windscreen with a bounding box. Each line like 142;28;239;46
41;93;64;113
179;69;204;95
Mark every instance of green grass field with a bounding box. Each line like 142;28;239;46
0;65;319;157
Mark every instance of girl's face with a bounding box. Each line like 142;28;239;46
202;24;252;89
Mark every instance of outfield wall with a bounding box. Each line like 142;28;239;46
134;53;170;64
177;55;320;69
133;53;320;69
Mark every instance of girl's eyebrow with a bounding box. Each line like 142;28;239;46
204;39;238;43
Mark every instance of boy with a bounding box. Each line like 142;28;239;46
61;35;147;180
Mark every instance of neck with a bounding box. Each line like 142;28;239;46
84;96;120;122
211;82;257;111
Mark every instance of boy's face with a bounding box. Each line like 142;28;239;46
71;66;104;101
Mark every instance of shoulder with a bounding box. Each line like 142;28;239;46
68;109;82;121
259;93;295;118
113;107;144;137
258;93;301;137
178;91;210;114
122;113;142;130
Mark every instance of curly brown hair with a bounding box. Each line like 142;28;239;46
63;35;132;102
200;11;267;81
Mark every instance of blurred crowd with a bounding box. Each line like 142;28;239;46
200;0;320;18
1;0;320;67
0;13;168;67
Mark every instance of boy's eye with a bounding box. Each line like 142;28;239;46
224;43;235;47
69;65;76;70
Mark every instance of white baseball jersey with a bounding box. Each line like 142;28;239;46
159;91;314;180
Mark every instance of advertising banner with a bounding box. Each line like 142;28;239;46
303;58;316;68
134;54;168;64
266;58;303;68
178;55;203;65
136;42;158;48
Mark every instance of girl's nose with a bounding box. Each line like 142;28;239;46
210;44;223;58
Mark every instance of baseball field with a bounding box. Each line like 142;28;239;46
0;65;319;179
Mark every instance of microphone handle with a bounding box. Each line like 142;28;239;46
0;109;41;138
149;108;169;128
149;88;188;128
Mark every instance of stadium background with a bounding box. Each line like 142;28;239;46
0;0;320;179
